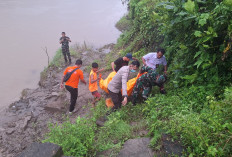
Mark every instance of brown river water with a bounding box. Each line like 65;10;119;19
0;0;126;111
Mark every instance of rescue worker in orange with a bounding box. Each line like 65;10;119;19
60;59;87;113
89;62;104;106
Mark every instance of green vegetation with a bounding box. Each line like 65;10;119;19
115;0;232;156
43;0;232;156
49;48;78;68
115;15;131;32
43;100;148;156
43;117;96;157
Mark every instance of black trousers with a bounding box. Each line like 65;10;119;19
108;89;123;111
65;85;78;112
62;47;71;63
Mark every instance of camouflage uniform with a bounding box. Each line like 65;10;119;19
132;66;166;105
60;36;71;63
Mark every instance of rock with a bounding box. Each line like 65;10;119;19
139;130;148;137
96;149;114;157
7;123;16;128
22;115;32;131
96;120;105;127
18;142;63;157
51;92;59;96
44;100;64;112
159;134;184;156
117;138;154;157
0;127;5;132
6;129;15;135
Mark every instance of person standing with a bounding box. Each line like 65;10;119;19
108;60;140;111
59;32;72;64
60;59;87;113
111;53;137;72
89;62;104;106
142;48;167;94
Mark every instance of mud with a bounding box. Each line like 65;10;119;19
0;44;114;157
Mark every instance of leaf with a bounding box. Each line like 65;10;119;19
179;44;188;50
203;44;209;48
165;5;175;10
213;54;216;63
223;0;232;8
184;0;195;13
194;51;202;58
199;19;207;26
202;63;211;69
194;31;202;37
178;11;188;16
194;59;203;68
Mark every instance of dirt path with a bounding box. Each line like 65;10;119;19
0;44;115;157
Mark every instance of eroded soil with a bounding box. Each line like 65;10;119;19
0;44;114;157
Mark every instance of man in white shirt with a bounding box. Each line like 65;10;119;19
142;48;167;74
142;48;167;94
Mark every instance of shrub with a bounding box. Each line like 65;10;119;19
43;117;96;157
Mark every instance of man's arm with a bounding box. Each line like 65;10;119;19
96;68;104;73
111;62;115;71
79;71;87;85
60;75;65;89
59;38;63;44
132;57;138;61
90;74;99;84
67;37;71;42
121;69;129;106
142;57;147;66
81;79;87;85
164;65;167;74
163;57;168;74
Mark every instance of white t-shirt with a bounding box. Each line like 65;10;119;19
143;52;167;69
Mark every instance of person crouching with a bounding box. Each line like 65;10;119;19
107;60;140;111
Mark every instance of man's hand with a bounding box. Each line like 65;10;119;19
97;68;104;73
142;57;147;66
60;83;64;89
132;57;138;61
122;97;128;106
82;79;87;85
111;62;115;72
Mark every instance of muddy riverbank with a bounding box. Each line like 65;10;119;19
0;44;117;157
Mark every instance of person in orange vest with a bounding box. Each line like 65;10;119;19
89;62;104;106
60;59;87;113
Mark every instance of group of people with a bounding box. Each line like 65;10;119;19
59;32;168;113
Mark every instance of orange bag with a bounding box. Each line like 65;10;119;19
126;73;146;96
99;71;116;93
105;98;114;108
100;71;146;95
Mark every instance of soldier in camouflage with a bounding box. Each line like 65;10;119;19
132;66;166;105
60;32;72;64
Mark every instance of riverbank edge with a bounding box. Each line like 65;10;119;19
0;42;119;157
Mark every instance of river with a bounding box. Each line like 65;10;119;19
0;0;126;111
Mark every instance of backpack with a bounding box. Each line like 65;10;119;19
63;68;79;82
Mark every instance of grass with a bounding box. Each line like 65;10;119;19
43;97;150;156
115;15;131;32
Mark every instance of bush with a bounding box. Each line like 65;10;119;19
115;15;131;32
95;111;132;151
43;117;96;156
144;86;232;156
